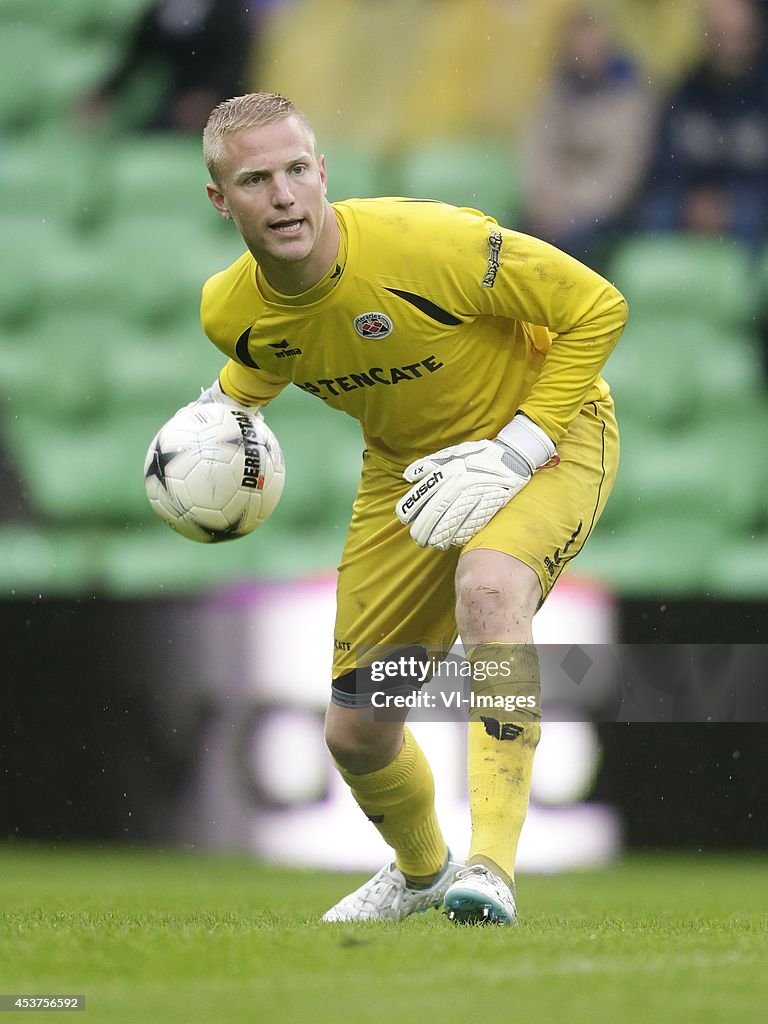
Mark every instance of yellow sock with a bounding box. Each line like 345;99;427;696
465;643;541;887
335;726;448;883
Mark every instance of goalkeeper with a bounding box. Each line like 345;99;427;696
197;93;626;925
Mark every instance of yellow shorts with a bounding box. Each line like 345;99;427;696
332;397;619;688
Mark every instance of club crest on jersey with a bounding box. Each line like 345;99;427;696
354;312;393;339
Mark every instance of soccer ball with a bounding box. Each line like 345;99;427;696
144;403;285;543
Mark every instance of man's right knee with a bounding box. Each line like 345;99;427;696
325;703;404;774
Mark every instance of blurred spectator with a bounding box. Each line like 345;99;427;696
636;0;768;251
258;0;576;154
81;0;256;133
611;0;706;90
520;6;657;269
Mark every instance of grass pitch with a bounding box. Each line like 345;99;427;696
1;846;766;1024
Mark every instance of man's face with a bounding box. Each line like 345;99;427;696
207;116;330;276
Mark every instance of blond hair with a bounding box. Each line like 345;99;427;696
203;92;316;183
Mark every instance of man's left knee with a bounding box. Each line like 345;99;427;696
455;549;541;638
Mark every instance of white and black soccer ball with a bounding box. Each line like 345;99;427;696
144;403;285;543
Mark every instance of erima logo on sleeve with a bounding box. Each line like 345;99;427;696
354;312;393;338
268;338;302;358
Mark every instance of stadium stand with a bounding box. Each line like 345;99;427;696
390;139;521;227
593;233;768;595
107;136;213;218
321;141;384;205
0;0;766;600
610;235;758;329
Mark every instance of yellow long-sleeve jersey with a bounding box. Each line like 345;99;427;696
201;198;627;468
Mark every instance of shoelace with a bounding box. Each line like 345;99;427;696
353;861;452;915
455;865;490;882
356;867;402;912
453;866;516;910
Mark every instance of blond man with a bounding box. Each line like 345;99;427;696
192;92;625;924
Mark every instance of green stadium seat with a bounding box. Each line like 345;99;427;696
0;215;72;327
576;513;725;595
0;321;219;538
753;238;768;318
692;327;765;409
99;517;345;595
0;27;115;132
38;235;119;318
391;139;521;225
104;323;228;418
612;415;765;544
0;516;341;597
0;326;39;406
0;24;56;131
321;141;384;203
46;40;120;124
107;137;214;219
5;407;154;524
248;516;348;578
0;524;100;595
0;0;151;36
93;214;244;327
80;0;154;36
0;133;106;231
97;521;273;596
709;535;768;597
1;312;116;422
604;317;699;429
0;0;93;34
610;235;758;329
264;387;362;532
604;316;765;429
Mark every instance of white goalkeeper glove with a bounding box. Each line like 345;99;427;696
191;378;261;414
395;414;557;550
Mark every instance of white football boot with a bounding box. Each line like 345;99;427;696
444;864;517;925
322;854;463;923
